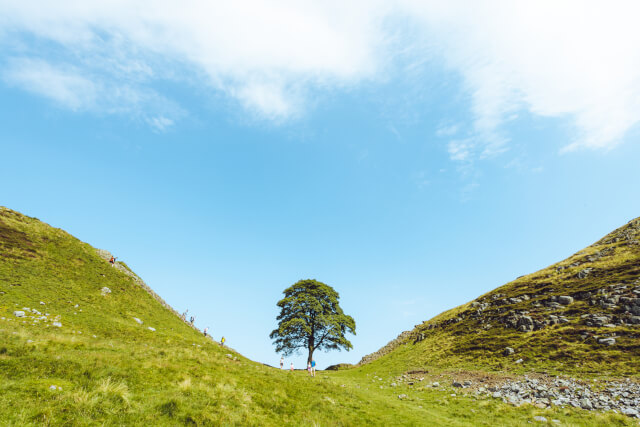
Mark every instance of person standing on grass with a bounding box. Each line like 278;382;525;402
290;362;294;371
190;316;195;325
311;359;316;377
109;256;117;266
307;361;311;376
203;327;208;337
221;336;226;347
280;356;284;369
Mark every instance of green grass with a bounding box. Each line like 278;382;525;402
0;206;637;425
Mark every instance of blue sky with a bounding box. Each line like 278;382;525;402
2;1;640;369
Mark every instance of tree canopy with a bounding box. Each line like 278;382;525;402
270;279;356;364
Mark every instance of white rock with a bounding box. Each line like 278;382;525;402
133;317;143;324
13;311;25;317
515;358;523;364
534;416;547;422
40;301;45;305
52;322;62;327
148;327;156;332
101;287;111;295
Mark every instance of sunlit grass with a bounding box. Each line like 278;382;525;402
0;207;638;425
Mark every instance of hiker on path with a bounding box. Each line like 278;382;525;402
311;359;316;377
290;362;294;371
307;361;311;376
280;356;284;369
190;316;195;325
109;256;117;266
181;309;188;321
221;336;226;347
203;327;209;337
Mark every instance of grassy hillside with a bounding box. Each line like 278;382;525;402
0;207;634;425
360;217;640;378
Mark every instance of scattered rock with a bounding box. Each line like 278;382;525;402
13;311;25;318
533;416;547;422
431;382;439;387
515;358;523;364
133;317;143;325
398;394;408;399
52;321;62;327
503;347;515;356
621;408;639;418
577;268;593;279
148;327;156;332
101;287;111;296
597;337;616;346
452;381;463;388
40;301;45;305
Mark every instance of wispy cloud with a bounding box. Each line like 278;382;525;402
0;0;387;126
2;56;183;128
3;58;97;111
401;0;640;154
2;0;640;151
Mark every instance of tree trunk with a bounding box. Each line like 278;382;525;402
307;345;314;364
308;327;315;364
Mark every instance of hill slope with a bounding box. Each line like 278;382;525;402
1;207;635;425
360;217;640;377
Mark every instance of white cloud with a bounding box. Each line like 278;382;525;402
400;0;640;154
2;0;640;153
147;116;174;133
0;0;387;123
2;56;183;125
3;58;97;111
447;139;473;162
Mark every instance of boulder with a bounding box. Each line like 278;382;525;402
503;347;515;356
558;296;574;305
580;398;593;410
13;311;25;317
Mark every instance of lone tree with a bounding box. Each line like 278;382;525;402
270;279;356;364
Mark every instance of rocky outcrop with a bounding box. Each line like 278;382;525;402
358;331;413;365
